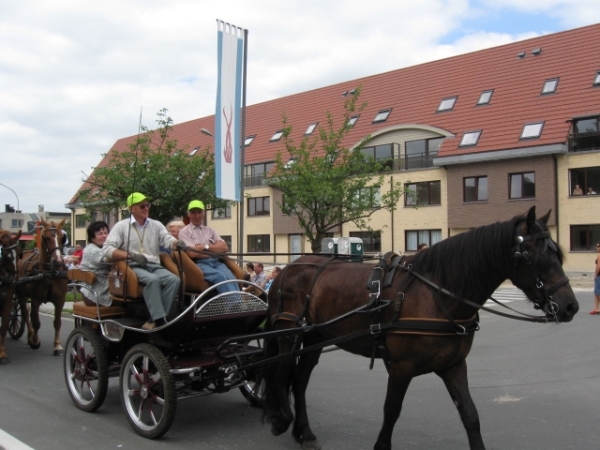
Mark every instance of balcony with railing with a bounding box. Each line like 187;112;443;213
568;131;600;153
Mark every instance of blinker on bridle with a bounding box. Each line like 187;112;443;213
513;224;568;322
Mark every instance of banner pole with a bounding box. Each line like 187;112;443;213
238;27;248;267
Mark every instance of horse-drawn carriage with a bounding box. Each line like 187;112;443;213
2;208;582;449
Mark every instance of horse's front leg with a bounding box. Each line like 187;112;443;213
292;345;323;450
373;362;414;450
52;307;63;356
28;300;41;350
0;293;11;363
436;359;486;450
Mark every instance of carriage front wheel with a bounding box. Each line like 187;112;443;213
239;338;265;407
64;326;109;412
119;343;177;439
9;296;25;340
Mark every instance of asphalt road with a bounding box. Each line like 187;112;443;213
0;290;598;450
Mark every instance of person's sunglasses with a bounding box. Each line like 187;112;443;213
138;203;151;209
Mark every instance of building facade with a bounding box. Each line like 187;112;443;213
68;23;600;272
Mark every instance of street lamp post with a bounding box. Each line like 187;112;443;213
0;182;22;231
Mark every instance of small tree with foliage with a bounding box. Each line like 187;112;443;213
266;89;406;253
79;109;225;224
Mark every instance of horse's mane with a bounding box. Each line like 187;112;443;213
409;212;526;301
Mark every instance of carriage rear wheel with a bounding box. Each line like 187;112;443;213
64;326;109;412
119;343;177;439
9;296;25;340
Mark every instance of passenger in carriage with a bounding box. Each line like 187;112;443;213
178;200;238;295
103;192;180;330
79;221;112;306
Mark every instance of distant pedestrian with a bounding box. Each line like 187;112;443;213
591;242;600;315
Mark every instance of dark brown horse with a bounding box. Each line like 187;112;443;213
0;229;22;364
262;207;579;450
16;219;68;356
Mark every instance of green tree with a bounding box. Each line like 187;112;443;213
266;89;406;253
79;109;225;225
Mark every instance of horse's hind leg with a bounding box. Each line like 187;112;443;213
0;292;12;363
436;360;486;450
292;344;323;450
374;362;414;450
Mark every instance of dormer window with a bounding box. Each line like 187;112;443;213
245;135;256;146
477;90;493;105
347;115;359;127
373;109;392;123
594;71;600;86
541;78;559;94
520;122;544;139
459;130;481;147
270;130;284;142
305;123;318;135
189;147;199;156
437;96;457;112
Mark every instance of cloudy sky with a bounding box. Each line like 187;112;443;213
1;0;599;214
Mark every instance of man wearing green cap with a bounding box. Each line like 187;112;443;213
102;192;180;329
178;200;238;294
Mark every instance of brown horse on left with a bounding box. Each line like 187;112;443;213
16;219;68;356
0;229;22;364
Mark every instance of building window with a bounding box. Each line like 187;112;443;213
248;197;270;216
464;176;488;202
520;122;544;139
569;167;600;196
594;71;600;86
11;219;24;228
347;115;359;127
220;235;232;250
459;131;481;147
248;234;270;252
405;137;444;169
477;90;493;105
305;123;318;135
569;116;600;152
245;135;256;146
245;162;274;188
570;225;600;251
349;231;381;253
373;109;392;123
75;214;88;228
75;240;87;248
189;146;199;156
437;96;457;112
541;78;559;94
405;181;441;206
509;172;535;199
361;143;394;171
405;229;442;252
355;186;381;208
270;130;283;142
211;205;232;219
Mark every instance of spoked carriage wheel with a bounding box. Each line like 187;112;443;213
119;344;177;439
64;326;109;412
239;338;265;407
9;296;25;340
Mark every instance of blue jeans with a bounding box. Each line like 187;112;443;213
195;258;238;294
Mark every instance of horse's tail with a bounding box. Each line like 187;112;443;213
261;318;295;430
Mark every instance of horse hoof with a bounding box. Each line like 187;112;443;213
53;349;64;356
29;342;41;350
0;357;9;365
302;440;322;450
271;422;290;436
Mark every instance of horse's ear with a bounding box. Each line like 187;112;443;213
525;206;536;232
58;217;66;228
15;230;22;240
41;219;49;228
538;209;552;225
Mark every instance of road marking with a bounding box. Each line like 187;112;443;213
494;394;524;403
0;429;35;450
488;288;527;305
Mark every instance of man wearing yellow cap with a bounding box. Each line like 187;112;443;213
178;200;237;294
103;192;180;330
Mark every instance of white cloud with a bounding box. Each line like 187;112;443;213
0;0;598;213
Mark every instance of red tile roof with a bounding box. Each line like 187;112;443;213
71;23;600;203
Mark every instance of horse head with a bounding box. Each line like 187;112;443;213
0;229;21;282
509;206;579;322
39;219;66;268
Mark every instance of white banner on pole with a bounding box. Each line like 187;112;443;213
215;20;244;202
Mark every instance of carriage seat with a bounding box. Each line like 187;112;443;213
171;251;244;295
68;268;126;318
108;253;182;302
